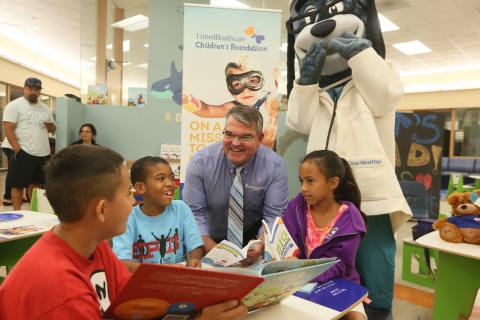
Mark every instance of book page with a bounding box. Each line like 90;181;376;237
201;240;246;267
241;258;338;311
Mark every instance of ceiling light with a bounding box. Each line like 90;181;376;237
111;15;149;32
392;40;431;55
123;62;131;66
378;14;399;32
137;63;148;69
144;43;149;48
90;56;97;61
280;42;288;52
106;40;130;52
0;48;79;88
210;0;250;8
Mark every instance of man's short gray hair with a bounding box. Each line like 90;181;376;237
225;105;263;134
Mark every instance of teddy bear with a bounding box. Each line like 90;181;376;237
433;191;480;244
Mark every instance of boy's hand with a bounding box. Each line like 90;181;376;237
197;300;247;320
187;258;202;268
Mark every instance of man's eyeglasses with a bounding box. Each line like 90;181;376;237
222;130;258;142
286;0;358;35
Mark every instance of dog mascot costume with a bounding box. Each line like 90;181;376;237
286;1;411;318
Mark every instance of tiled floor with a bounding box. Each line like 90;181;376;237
0;172;476;319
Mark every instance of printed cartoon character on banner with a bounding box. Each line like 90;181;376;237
434;191;480;244
284;1;411;317
182;55;279;148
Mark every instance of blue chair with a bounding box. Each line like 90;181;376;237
399;180;429;219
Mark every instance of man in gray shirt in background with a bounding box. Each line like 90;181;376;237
183;105;288;258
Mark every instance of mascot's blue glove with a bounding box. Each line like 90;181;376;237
298;42;327;86
328;32;371;60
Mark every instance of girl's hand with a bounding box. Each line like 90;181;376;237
284;256;299;260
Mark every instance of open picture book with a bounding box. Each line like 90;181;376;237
201;217;298;267
104;258;337;319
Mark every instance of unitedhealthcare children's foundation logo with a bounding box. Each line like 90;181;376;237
244;26;265;44
194;25;268;52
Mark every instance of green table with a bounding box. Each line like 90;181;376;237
0;211;58;282
417;231;480;319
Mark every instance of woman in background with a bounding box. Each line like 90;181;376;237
71;123;99;146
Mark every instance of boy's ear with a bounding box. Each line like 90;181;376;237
134;181;146;195
93;198;107;223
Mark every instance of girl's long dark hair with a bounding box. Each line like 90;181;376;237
302;150;368;226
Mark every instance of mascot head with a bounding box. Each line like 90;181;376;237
286;0;385;94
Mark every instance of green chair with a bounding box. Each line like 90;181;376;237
30;188;55;214
447;173;475;195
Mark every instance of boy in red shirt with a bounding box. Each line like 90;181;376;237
0;145;246;320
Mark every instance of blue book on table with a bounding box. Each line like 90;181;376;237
294;278;368;313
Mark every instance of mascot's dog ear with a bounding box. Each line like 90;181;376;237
363;0;385;59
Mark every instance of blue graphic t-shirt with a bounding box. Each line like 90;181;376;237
113;200;203;264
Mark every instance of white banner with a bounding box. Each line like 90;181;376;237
181;4;281;182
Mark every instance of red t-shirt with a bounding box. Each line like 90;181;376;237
0;230;131;319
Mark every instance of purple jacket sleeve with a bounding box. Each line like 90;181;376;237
312;234;362;284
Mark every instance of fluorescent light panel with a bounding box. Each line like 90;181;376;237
111;15;149;32
378;14;399;32
393;40;432;55
106;40;130;52
210;0;250;8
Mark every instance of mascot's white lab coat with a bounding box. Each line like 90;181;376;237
287;48;411;233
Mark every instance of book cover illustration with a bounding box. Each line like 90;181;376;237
294;278;368;315
262;217;298;261
104;264;264;320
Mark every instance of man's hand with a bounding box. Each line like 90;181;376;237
240;240;264;267
12;144;21;155
197;300;247;320
327;32;371;60
202;235;218;253
44;121;56;133
298;42;327;86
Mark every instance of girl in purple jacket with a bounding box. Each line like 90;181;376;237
283;150;367;319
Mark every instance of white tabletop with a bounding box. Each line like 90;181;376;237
247;295;341;320
0;210;59;243
416;231;480;260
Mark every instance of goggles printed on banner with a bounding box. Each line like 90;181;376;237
226;71;264;95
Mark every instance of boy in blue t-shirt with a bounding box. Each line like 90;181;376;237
113;156;204;272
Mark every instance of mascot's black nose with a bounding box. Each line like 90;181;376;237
310;19;336;37
461;204;467;210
